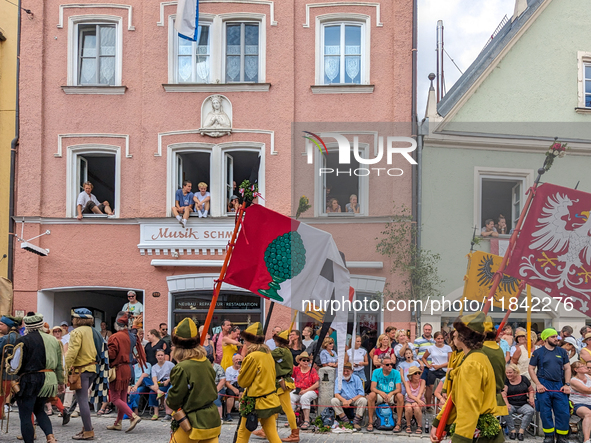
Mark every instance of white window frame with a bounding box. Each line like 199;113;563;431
473;167;534;232
315;14;371;86
313;143;369;217
168;14;215;84
68;15;123;86
168;13;266;84
577;51;591;109
66;144;122;218
166;142;265;218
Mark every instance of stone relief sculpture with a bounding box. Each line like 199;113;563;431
200;95;232;137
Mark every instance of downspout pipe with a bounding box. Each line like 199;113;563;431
8;0;22;282
410;0;419;331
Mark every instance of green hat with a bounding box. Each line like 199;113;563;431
274;329;290;346
23;312;44;331
541;328;558;341
171;318;200;349
241;322;264;344
458;311;486;334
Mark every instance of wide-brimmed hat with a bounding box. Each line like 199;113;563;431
583;332;591;342
515;330;527;338
51;325;62;331
343;362;353;370
408;366;422;376
296;351;312;363
563;336;578;347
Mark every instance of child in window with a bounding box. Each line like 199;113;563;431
194;182;211;218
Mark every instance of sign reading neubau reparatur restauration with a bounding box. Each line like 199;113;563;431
138;221;235;255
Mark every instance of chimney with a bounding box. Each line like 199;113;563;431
512;0;528;21
425;73;438;120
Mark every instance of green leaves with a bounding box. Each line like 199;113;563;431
375;204;444;305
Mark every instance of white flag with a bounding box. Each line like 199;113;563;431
175;0;199;41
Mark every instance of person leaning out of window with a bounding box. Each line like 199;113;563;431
481;219;499;237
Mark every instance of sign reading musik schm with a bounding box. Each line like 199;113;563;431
138;220;235;255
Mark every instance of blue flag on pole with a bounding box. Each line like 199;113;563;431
175;0;200;41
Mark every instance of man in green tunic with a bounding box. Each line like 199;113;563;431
166;318;221;443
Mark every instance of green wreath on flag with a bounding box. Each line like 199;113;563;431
259;231;306;302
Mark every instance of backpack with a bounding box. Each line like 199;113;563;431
320;407;335;427
374;405;395;430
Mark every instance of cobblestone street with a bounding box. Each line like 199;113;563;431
0;411;548;443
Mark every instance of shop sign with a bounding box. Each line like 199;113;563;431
138;221;235;253
175;299;260;310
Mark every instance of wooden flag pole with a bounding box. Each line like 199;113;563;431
288;310;298;333
200;203;246;345
436;158;552;442
527;285;532;357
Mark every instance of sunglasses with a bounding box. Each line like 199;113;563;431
382;363;393;367
128;296;135;298
161;328;168;331
300;359;310;362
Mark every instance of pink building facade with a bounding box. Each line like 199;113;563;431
13;0;415;338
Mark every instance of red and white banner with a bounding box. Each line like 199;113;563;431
504;183;591;315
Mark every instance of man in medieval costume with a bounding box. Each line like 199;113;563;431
8;312;64;443
0;315;21;418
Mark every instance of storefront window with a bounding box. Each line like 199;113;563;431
173;291;262;331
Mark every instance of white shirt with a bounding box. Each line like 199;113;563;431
77;191;100;207
265;338;276;351
429;344;452;371
151;361;175;382
226;366;240;384
346;347;367;371
61;334;70;345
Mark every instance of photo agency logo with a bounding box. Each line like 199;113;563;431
302;131;417;177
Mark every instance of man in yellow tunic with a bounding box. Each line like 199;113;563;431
431;312;504;443
236;323;282;443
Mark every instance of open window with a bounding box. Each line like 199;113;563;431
224;151;260;214
323;151;360;215
67;145;121;218
480;177;525;233
75;153;116;216
176;151;211;196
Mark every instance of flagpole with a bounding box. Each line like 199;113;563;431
436;155;554;442
263;301;275;336
526;285;532;357
200;203;246;345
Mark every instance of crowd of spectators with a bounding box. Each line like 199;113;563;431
4;310;591;441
